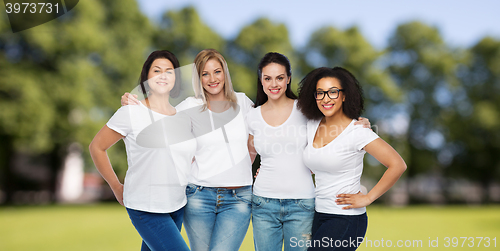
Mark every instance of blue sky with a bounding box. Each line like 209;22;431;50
137;0;500;49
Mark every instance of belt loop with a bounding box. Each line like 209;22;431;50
198;186;204;191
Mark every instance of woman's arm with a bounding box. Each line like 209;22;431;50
248;134;257;164
336;138;406;209
89;126;126;205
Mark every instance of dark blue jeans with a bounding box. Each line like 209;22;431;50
308;212;367;251
126;207;190;251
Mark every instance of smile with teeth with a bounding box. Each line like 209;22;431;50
269;88;280;94
156;81;168;86
208;83;219;88
322;103;334;109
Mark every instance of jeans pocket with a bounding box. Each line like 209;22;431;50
127;207;147;221
185;184;199;198
251;195;264;208
233;187;252;205
298;198;315;212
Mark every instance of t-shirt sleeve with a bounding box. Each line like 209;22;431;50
106;106;132;137
353;125;380;151
246;108;256;136
237;93;254;116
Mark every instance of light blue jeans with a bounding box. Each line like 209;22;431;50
183;184;252;251
126;207;189;251
252;195;315;251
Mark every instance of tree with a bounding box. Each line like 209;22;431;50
444;37;500;202
0;0;154;203
155;6;225;64
386;21;460;203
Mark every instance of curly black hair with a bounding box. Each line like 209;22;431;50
297;67;364;120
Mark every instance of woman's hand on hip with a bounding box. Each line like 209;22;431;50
336;192;373;209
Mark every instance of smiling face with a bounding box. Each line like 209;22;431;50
261;63;290;100
147;58;175;95
201;58;225;98
315;77;345;118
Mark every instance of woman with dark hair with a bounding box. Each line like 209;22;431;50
121;49;255;251
247;52;314;251
298;67;406;251
90;50;195;251
247;53;370;251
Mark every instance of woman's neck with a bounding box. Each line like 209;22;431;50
206;91;229;111
323;111;352;127
206;90;226;102
142;93;175;115
263;94;293;109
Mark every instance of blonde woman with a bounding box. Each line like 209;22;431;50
122;49;255;251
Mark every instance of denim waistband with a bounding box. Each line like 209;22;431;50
188;184;252;193
253;194;315;203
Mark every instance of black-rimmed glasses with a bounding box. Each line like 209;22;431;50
314;88;344;100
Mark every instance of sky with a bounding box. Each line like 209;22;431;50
137;0;500;49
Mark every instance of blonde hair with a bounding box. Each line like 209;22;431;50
192;49;238;110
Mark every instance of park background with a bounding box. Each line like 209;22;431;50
1;0;499;250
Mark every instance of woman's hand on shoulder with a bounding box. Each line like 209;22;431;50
121;92;140;106
355;117;371;129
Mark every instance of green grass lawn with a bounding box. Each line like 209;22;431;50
0;204;498;250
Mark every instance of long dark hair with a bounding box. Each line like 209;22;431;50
139;50;181;98
254;52;297;107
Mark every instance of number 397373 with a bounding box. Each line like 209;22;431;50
5;2;59;14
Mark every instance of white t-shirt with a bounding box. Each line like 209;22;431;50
247;100;315;199
303;119;379;215
106;103;196;213
175;92;254;187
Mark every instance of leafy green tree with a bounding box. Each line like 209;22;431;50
386;21;460;202
155;6;225;64
303;26;400;103
444;37;500;202
0;0;154;203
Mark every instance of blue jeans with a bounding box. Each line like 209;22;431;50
183;184;252;251
126;207;190;251
252;195;315;251
308;212;367;251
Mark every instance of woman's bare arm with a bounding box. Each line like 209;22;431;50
89;126;126;205
336;138;406;209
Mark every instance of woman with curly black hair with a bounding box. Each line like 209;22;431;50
298;67;406;251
